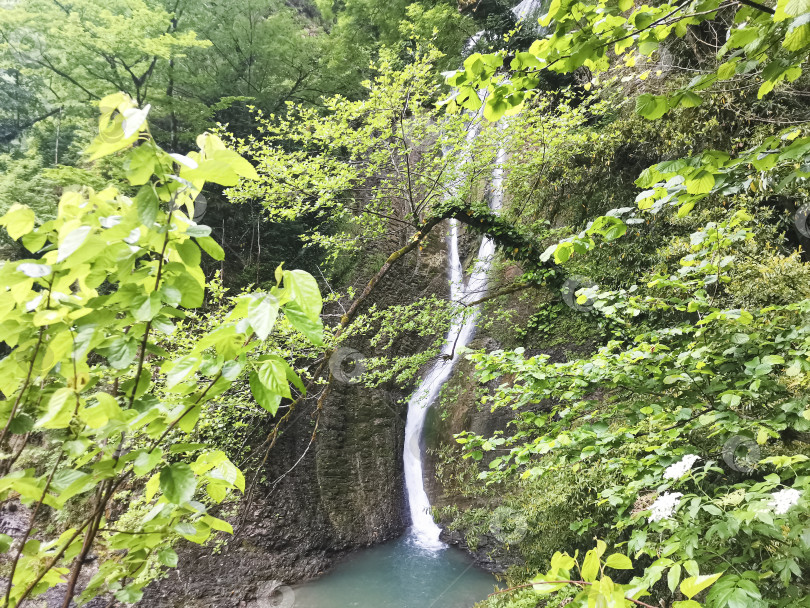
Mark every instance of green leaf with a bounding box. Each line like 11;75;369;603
257;357;292;399
553;242;573;264
125;144;157;186
165;355;200;389
283;269;322;322
248;294;280;341
677;91;703;108
105;337;138;369
784;18;810;51
196;236;225;261
206;480;228;503
8;414;34;434
80;393;123;428
780;0;810;18
133;448;163;476
186;149;259;186
36;388;75;429
157;547;178;568
135;186;160;227
681;573;723;599
17;263;52;278
668;564;682;592
115;585;144;604
604;222;627;241
0;534;12;553
717;62;738;80
605;553;633;569
283;303;324;345
484;95;509;122
0;204;36;240
159;463;197;505
58;225;92;263
685;170;715;195
131;292;162;322
221;360;243;381
249;371;281;415
169;443;207;454
581;548;600;582
677;200;696;217
178;404;202;434
166;263;205;309
636;94;669;120
176;239;201;268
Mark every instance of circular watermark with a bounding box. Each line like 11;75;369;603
561;275;596;313
489;506;529;545
192;192;208;223
406;430;422;461
170;186;207;223
722;435;760;474
329;347;367;383
98;98;125;145
794;204;810;239
254;581;295;608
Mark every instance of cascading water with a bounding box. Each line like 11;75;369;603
295;4;551;604
403;0;549;553
403;142;506;550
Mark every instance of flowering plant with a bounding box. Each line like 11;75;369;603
459;212;810;607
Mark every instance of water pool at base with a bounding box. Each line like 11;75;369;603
292;533;500;608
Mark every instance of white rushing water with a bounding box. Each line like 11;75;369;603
465;0;551;53
403;141;507;550
403;0;551;553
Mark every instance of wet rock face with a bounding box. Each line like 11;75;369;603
143;228;451;607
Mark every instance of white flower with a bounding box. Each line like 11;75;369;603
648;492;683;523
663;454;701;480
769;488;801;515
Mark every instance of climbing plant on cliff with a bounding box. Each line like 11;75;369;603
0;93;323;607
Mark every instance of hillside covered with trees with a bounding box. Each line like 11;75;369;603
0;0;809;607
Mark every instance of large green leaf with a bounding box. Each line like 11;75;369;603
681;573;723;599
0;204;36;240
249;371;281;415
605;553;633;569
57;225;92;262
283;270;322;322
36;388;75;429
248;294;279;341
283;302;324;345
636;94;669;120
159;463;196;505
581;548;600;582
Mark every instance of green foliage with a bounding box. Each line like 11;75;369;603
450;0;810;120
522;540;721;608
1;0;210;106
0;93;322;606
459;206;810;607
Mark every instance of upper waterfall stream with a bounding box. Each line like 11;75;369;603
403;144;505;550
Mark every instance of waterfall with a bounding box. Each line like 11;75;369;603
466;0;552;53
403;139;506;549
403;0;549;552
